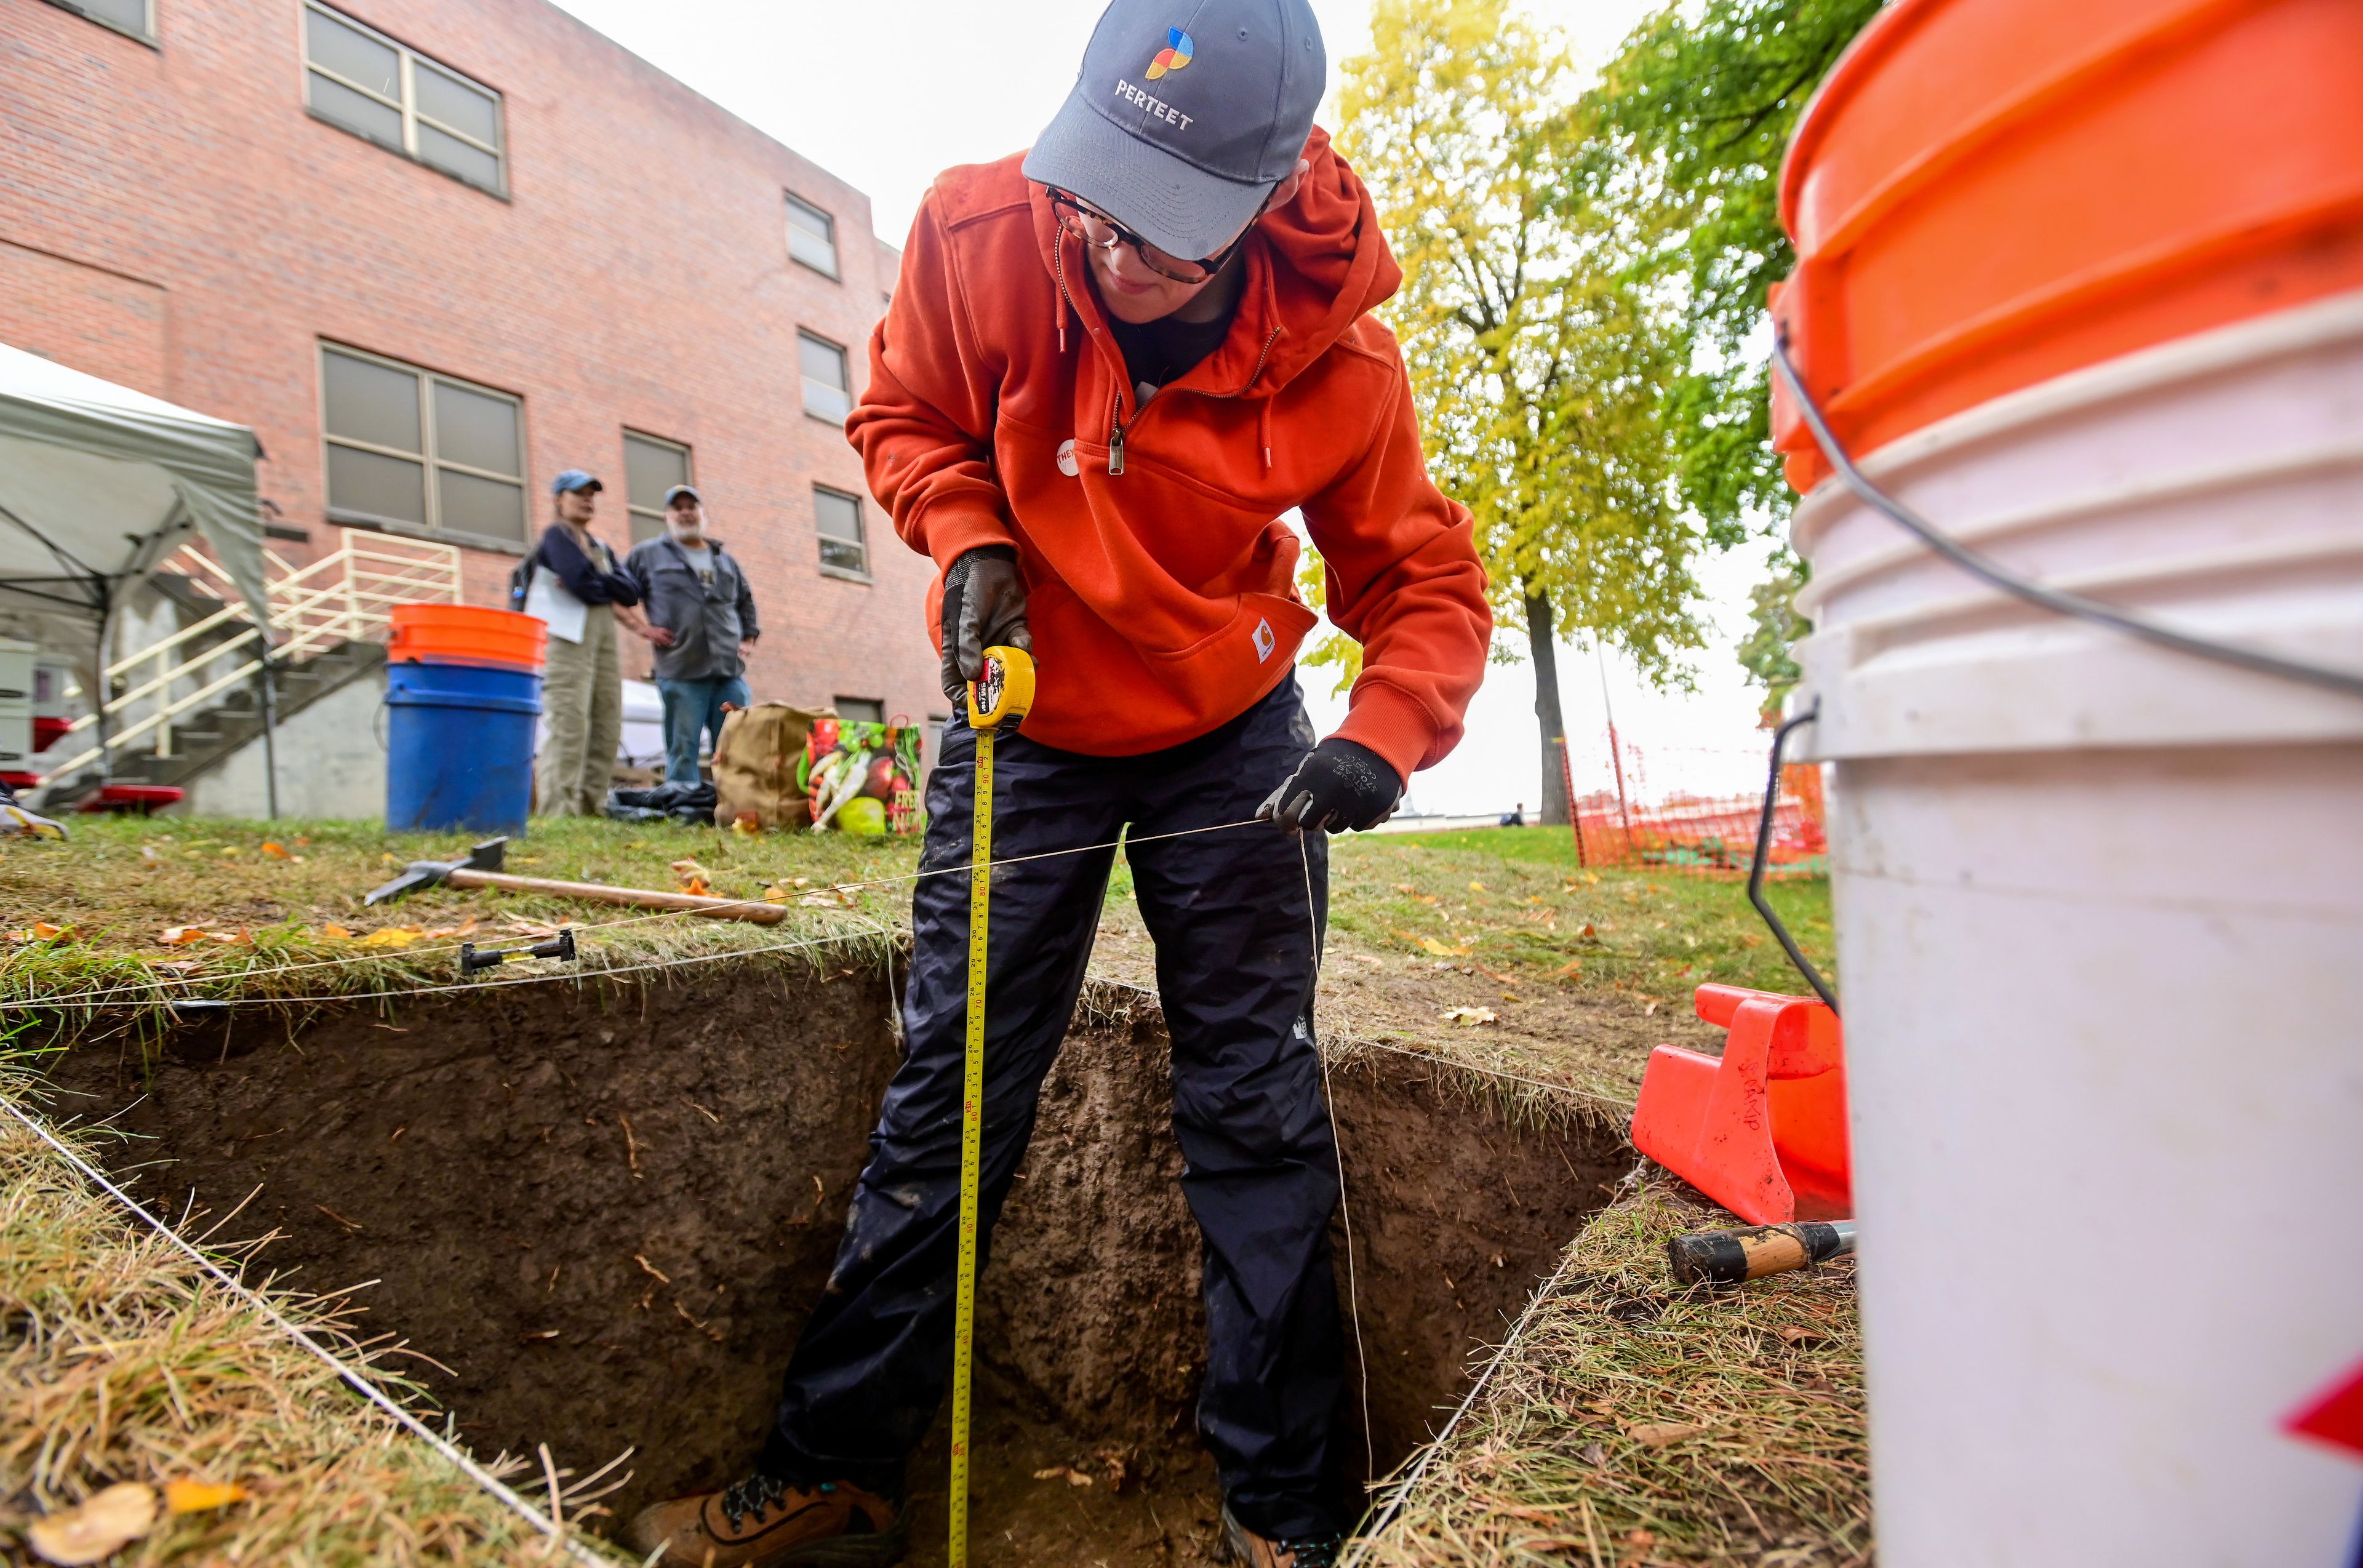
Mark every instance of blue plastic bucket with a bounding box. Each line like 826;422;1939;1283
385;660;541;833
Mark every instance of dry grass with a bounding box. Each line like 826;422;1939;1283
0;817;914;1020
0;1076;633;1566
1355;1175;1869;1568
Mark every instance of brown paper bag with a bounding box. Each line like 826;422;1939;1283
712;703;830;831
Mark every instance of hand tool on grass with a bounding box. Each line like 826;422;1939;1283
950;645;1034;1568
1668;1220;1857;1285
363;837;786;925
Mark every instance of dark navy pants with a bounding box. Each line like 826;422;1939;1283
762;678;1343;1539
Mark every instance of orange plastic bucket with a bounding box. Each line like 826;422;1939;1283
1769;0;2363;493
387;604;547;671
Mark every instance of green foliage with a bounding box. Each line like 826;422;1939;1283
1294;542;1363;695
1337;0;1711;690
1587;0;1879;689
1734;554;1810;722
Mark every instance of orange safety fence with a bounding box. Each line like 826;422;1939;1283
1555;731;1828;881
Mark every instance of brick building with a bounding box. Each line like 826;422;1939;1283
2;0;945;736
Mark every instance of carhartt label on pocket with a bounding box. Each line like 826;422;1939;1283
1252;618;1275;662
1057;439;1079;477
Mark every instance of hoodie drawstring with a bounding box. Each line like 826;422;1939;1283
1259;399;1273;470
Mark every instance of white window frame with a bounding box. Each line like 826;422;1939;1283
814;484;869;580
303;1;508;197
786;193;840;280
622;430;694;545
44;0;156;45
318;342;529;551
800;330;852;425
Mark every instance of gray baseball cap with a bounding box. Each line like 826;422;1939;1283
1022;0;1325;263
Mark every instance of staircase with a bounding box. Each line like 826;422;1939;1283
38;530;462;804
111;639;389;792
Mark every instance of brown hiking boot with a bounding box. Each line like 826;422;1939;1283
1221;1503;1344;1568
625;1472;906;1567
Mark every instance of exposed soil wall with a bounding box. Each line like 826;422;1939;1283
42;963;1628;1558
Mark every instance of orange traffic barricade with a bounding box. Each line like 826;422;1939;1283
1631;984;1852;1226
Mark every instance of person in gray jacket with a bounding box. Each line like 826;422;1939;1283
624;484;761;785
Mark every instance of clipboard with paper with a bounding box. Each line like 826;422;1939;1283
521;565;588;644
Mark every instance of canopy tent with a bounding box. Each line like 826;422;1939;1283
0;341;271;648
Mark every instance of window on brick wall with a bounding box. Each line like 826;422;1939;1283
44;0;154;44
304;2;506;196
814;486;867;577
833;698;885;724
623;431;692;546
800;332;852;425
786;194;839;278
320;344;526;548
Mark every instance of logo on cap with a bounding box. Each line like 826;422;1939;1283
1145;26;1193;80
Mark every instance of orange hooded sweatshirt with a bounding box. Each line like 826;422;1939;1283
846;129;1490;780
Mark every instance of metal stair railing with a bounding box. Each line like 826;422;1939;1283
46;530;463;779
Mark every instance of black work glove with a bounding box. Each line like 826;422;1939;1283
939;545;1032;702
1257;737;1403;834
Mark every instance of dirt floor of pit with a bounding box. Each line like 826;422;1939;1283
39;965;1628;1559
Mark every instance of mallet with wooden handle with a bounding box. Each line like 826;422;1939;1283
1668;1220;1857;1286
362;836;786;925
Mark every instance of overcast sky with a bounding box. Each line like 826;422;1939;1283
547;0;1786;813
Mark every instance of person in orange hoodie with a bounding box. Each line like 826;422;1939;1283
628;1;1487;1563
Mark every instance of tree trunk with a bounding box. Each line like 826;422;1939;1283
1524;582;1572;828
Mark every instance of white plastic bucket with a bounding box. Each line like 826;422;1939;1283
1789;288;2363;1564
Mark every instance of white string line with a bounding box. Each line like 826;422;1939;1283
1340;1233;1588;1567
0;1094;617;1567
1305;832;1377;1501
15;818;1274;1010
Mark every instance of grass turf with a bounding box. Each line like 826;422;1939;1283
4;817;1828;1020
2;816;1858;1564
1355;1175;1869;1568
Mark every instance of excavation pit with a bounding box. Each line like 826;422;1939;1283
41;959;1628;1564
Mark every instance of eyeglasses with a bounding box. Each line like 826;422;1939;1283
1046;186;1268;286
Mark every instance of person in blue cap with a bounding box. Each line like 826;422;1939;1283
521;470;654;815
628;0;1488;1559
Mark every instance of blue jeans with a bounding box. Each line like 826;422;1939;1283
655;675;750;784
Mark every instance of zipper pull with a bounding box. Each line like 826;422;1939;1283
1108;424;1126;475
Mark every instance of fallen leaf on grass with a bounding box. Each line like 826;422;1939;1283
671;858;713;896
1625;1420;1707;1449
1468;881;1486;892
320;924;353;939
1032;1466;1094;1487
1551;959;1584;980
1418;937;1471;958
28;1482;158;1565
6;922;72;943
159;926;207;946
354;926;425;949
260;841;290;859
1441;1006;1498;1027
163;1479;249;1514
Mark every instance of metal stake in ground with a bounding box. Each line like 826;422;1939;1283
950;644;1034;1568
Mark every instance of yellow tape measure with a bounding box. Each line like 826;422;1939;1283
950;644;1033;1568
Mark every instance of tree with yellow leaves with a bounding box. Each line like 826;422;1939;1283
1335;0;1709;825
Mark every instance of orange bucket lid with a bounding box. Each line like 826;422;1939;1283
1771;0;2363;493
388;604;548;671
